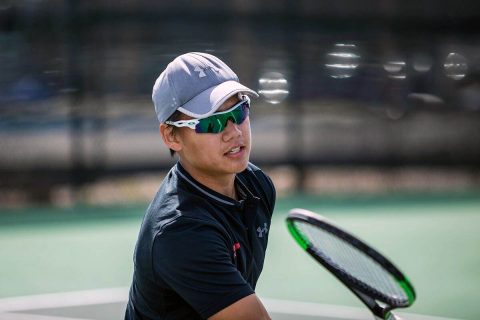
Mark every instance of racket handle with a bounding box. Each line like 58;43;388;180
385;312;402;320
374;312;402;320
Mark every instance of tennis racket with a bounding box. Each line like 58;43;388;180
286;208;416;320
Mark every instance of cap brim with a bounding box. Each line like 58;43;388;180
178;80;259;119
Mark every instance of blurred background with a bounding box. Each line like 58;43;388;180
0;1;479;319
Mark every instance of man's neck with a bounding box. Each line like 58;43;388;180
179;162;237;200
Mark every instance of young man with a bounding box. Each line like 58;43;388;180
125;52;276;320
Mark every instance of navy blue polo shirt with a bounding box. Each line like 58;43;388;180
125;162;276;320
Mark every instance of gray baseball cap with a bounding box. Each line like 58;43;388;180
152;52;259;123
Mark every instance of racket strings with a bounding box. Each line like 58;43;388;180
295;221;408;304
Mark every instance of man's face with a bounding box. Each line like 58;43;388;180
175;95;252;179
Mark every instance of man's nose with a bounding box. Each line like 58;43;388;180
222;119;241;139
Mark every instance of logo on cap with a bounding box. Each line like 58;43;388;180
194;65;219;78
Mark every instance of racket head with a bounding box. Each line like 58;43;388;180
286;208;416;309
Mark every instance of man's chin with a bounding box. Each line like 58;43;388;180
235;158;251;173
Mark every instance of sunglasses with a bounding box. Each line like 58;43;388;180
165;96;250;134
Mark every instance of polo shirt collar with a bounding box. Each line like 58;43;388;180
175;162;254;207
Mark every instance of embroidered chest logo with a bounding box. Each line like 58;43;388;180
257;223;269;238
194;65;219;78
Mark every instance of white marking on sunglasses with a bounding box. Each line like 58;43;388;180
165;96;250;130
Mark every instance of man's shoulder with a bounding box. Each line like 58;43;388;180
135;205;222;256
160;210;219;231
145;198;215;233
146;164;210;221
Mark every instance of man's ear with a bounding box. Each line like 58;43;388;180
159;124;182;152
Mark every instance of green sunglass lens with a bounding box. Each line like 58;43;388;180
195;102;249;133
196;118;221;133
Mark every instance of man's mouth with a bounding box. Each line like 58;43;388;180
225;146;243;155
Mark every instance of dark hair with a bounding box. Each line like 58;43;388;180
166;110;183;157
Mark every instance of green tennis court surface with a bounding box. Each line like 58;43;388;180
1;193;479;319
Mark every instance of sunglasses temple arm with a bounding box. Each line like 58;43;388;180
165;120;199;130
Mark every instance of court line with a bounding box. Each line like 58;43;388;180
0;288;464;320
0;313;89;320
262;298;369;319
262;298;465;320
0;288;128;313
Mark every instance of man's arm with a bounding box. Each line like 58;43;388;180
208;293;271;320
